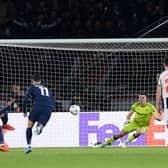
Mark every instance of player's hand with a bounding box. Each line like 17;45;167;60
157;107;163;115
7;98;15;106
154;111;162;121
0;114;5;118
23;112;27;117
155;117;161;121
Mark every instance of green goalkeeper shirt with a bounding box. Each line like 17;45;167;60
130;102;157;127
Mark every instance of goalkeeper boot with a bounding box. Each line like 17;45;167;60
25;146;32;154
3;124;15;131
120;141;128;148
93;142;110;148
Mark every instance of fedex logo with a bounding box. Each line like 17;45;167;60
79;113;166;146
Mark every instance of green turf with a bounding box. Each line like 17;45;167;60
0;147;167;168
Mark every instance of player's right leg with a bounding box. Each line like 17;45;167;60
102;121;137;148
121;126;147;148
0;126;10;152
25;119;35;154
93;130;128;148
93;122;137;148
25;146;32;154
1;110;15;131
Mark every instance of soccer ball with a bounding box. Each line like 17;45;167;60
69;105;80;115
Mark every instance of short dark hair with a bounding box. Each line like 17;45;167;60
32;74;41;81
163;57;168;66
138;92;148;97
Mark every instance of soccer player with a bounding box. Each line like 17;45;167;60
156;57;168;138
0;98;15;152
23;74;55;154
94;93;161;148
0;97;15;130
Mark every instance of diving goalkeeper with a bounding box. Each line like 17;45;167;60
94;93;161;148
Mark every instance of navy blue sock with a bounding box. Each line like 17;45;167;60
0;126;4;144
26;128;32;145
2;112;8;125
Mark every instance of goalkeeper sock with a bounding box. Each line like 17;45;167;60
0;126;4;144
105;135;118;145
26;128;32;145
126;134;137;143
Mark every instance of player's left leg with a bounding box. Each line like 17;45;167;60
121;126;147;148
94;121;137;148
1;112;15;131
25;120;35;154
34;110;51;135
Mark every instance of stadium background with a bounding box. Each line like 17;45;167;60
0;0;168;39
0;0;168;148
0;0;168;168
1;0;168;112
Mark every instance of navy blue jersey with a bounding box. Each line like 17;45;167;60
23;84;55;113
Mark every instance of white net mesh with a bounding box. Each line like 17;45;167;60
0;39;167;112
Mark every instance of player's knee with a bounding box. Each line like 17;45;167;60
117;131;127;138
136;129;145;135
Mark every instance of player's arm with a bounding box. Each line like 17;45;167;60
0;98;15;118
7;98;15;106
156;85;161;107
153;111;161;121
156;75;162;113
124;103;136;124
22;87;32;116
124;111;134;124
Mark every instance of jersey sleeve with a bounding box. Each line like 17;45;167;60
158;74;161;85
130;103;136;113
150;104;157;113
22;86;33;113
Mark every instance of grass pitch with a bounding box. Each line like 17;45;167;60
0;147;167;168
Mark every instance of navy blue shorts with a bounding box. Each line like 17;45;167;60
29;106;52;126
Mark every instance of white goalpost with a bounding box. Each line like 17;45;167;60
0;38;167;147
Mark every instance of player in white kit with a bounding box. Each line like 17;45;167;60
156;57;168;130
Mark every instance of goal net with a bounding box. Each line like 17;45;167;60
0;38;167;112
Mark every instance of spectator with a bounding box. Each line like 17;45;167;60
1;0;168;39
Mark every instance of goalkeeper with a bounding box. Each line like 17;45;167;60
94;93;161;148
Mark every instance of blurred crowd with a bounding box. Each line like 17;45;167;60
0;0;168;38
